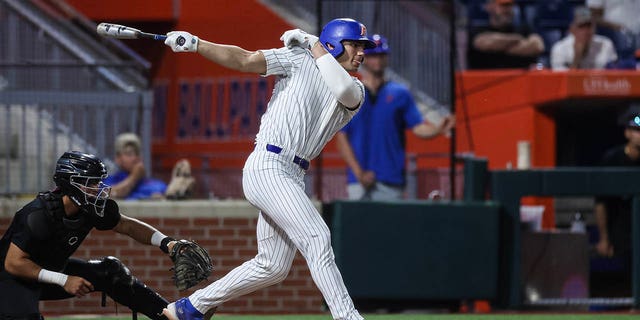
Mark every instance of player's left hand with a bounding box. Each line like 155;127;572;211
165;31;199;53
280;29;318;50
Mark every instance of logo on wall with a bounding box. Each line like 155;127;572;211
582;76;631;95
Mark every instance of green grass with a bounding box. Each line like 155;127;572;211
50;314;640;320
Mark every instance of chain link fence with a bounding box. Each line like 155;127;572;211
0;0;153;195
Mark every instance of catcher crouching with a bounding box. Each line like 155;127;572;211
0;151;213;320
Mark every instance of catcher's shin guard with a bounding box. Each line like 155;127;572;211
91;256;169;320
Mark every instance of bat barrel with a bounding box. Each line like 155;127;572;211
98;22;167;41
97;23;141;39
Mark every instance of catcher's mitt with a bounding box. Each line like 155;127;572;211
170;239;213;291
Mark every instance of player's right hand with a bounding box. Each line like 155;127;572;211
595;239;614;257
280;29;318;50
359;170;376;189
165;31;199;53
63;275;94;297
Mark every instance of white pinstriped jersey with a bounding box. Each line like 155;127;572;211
257;47;364;160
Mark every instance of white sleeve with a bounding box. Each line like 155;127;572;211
603;38;618;64
586;0;603;9
315;54;363;109
259;47;292;76
550;42;568;71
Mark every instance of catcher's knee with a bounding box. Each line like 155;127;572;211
91;256;135;288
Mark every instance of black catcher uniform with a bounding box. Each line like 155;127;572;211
0;151;169;320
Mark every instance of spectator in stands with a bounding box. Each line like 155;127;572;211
592;109;640;297
550;6;617;70
467;0;545;69
336;34;455;200
105;133;168;200
164;158;196;200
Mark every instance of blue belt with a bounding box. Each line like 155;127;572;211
265;144;309;170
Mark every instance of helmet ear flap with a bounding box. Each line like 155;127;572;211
322;40;344;58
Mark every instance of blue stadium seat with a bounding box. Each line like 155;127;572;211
596;27;636;60
534;0;572;30
467;0;489;28
538;28;565;67
539;28;564;50
525;0;573;65
522;3;538;28
467;0;523;28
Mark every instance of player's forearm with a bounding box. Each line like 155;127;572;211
594;202;609;240
314;52;362;108
111;163;145;198
111;175;141;199
114;214;157;245
197;40;266;73
5;243;42;281
505;35;545;57
335;133;364;178
473;32;523;52
412;122;440;139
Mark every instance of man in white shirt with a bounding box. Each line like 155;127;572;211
551;6;617;70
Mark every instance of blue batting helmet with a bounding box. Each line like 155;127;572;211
364;34;390;55
319;18;376;58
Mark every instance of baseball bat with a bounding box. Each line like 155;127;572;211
96;23;168;41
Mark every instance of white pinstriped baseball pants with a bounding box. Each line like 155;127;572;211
189;148;363;320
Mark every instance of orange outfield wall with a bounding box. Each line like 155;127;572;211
66;0;177;21
432;69;640;170
417;69;640;228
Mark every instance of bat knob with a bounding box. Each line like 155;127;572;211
177;36;186;46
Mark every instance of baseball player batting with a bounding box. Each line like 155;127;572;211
161;18;375;320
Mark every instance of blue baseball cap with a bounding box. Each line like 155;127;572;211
364;34;389;55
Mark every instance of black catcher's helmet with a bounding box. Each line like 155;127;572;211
53;151;111;217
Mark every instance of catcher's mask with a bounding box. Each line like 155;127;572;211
53;151;111;217
319;18;376;58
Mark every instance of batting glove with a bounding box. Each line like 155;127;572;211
280;29;318;50
165;31;199;53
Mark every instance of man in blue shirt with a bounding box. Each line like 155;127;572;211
104;133;167;200
336;34;455;200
